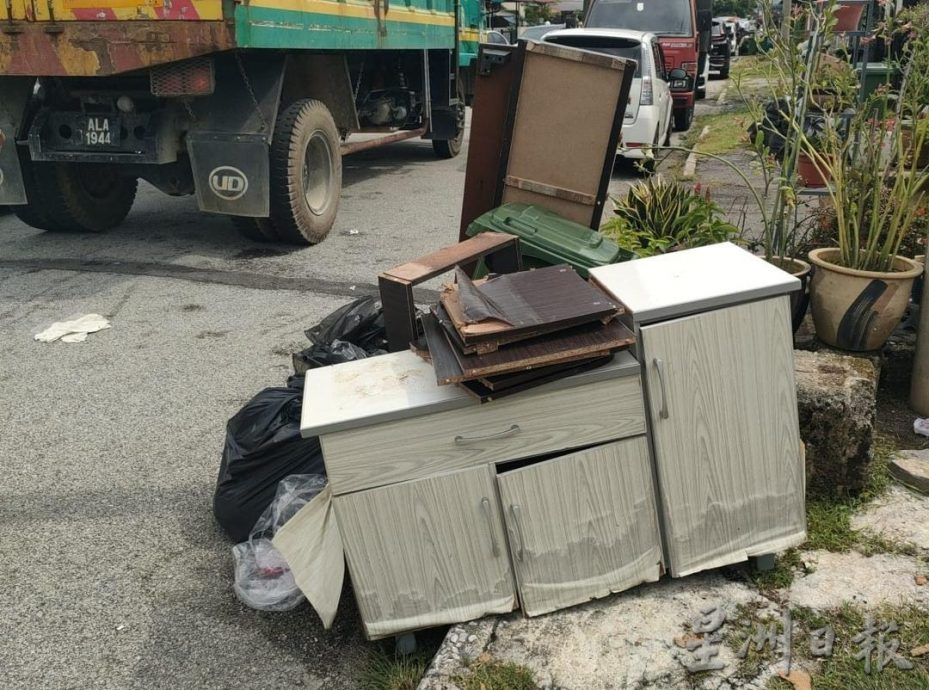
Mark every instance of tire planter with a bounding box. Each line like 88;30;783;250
808;248;923;351
768;256;812;333
796;152;830;188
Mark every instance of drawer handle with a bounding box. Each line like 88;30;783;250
480;497;500;557
510;504;525;562
653;357;669;420
454;424;521;445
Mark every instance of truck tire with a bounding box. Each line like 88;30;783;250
673;105;694;132
269;99;341;245
231;216;281;242
433;87;465;159
12;158;66;232
34;162;137;232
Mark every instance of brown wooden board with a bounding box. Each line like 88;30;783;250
423;310;636;384
478;355;613;392
441;264;620;346
460;356;612;402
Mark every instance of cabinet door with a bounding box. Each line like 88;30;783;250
640;297;805;577
496;437;663;616
333;466;515;639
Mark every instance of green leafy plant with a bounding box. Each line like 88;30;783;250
601;176;741;257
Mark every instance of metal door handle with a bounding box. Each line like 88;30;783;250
510;504;525;562
653;357;669;419
480;498;499;557
455;424;520;445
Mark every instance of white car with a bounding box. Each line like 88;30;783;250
543;29;673;169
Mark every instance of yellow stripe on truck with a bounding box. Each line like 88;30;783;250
248;0;455;27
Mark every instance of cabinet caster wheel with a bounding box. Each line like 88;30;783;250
395;632;417;656
751;553;776;573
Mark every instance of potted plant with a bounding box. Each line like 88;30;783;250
798;28;929;350
601;177;742;257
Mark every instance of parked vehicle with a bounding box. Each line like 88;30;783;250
521;23;567;41
710;20;732;78
714;17;740;55
585;0;712;132
0;0;485;245
484;30;511;45
543;29;673;170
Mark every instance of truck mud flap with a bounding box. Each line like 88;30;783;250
187;133;270;217
0;77;35;205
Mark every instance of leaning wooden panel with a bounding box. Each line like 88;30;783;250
334;466;516;639
322;374;646;494
496;436;663;616
641;297;805;577
499;42;632;229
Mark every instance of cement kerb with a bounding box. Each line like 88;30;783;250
681;126;710;180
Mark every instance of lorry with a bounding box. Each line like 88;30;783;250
584;0;712;132
0;0;485;244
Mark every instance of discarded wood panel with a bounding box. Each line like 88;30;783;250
424;312;635;384
441;264;620;348
379;233;521;352
461;356;613;402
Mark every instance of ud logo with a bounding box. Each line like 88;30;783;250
208;166;249;201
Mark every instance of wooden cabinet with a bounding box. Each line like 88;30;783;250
334;465;516;640
640;298;805;576
591;243;806;579
496;437;662;616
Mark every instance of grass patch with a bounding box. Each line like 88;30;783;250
729;55;770;82
683;108;753;157
769;604;929;690
360;649;432;690
453;656;537;690
751;549;806;593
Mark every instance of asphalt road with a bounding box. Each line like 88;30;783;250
0;79;725;690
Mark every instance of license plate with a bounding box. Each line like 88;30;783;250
81;116;120;147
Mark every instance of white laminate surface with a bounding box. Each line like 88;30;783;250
300;349;641;438
589;242;800;324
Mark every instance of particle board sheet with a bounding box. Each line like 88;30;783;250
500;41;633;228
496;437;663;616
441;264;620;347
640;297;805;577
422;310;635;384
459;356;612;402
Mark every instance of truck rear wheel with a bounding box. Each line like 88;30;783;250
12;157;66;232
269;99;341;245
34;162;137;232
432;88;466;159
231;216;281;243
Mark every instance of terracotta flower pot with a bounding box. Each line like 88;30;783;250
768;256;812;332
796;152;830;187
818;0;865;32
808;248;923;351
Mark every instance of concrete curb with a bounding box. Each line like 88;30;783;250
417;618;499;690
681;126;710;180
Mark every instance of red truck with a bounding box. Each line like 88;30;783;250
585;0;712;132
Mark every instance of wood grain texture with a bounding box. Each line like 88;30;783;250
641;297;805;577
322;374;646;495
497;437;663;616
334;466;516;639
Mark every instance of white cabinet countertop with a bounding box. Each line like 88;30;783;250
301;349;640;438
589;242;800;324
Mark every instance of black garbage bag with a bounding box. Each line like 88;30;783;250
293;297;388;374
213;375;325;542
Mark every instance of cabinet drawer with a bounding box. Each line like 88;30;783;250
497;436;663;616
322;373;646;495
333;465;516;639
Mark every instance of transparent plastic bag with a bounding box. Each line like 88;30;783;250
232;474;327;611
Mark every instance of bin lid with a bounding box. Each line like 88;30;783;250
466;203;633;277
